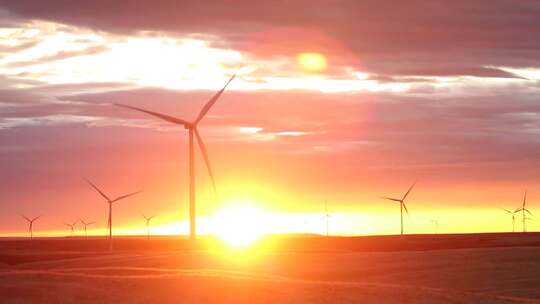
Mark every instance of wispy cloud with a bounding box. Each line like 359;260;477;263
6;45;109;68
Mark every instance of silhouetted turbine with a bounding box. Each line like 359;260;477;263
380;182;416;235
142;213;156;240
64;220;78;236
502;208;520;232
515;190;533;232
85;179;141;249
115;74;235;241
79;219;94;238
20;214;41;240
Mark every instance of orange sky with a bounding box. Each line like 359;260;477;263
1;1;540;238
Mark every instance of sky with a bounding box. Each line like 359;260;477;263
1;1;540;238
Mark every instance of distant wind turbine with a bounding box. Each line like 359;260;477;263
502;208;520;232
20;214;41;240
430;217;440;234
142;213;156;240
516;190;533;232
64;220;78;236
380;182;416;235
79;219;94;238
324;201;331;237
85;179;141;249
303;216;309;234
115;74;235;241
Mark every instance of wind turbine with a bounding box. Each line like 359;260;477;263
430;217;440;234
142;213;156;240
516;190;533;232
79;219;94;238
380;182;416;235
64;220;78;237
85;179;141;249
20;214;41;240
303;216;309;235
114;74;235;241
324;201;331;237
502;208;520;232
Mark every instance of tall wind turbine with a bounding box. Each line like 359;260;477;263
20;214;41;240
85;179;141;249
79;219;94;238
115;74;235;241
502;208;520;232
64;220;77;236
517;191;533;232
142;213;155;240
380;182;416;235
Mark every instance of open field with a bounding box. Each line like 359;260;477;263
1;234;540;303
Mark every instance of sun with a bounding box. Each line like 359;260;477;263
211;203;268;248
297;52;327;72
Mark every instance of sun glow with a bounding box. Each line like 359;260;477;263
212;203;269;247
297;52;327;72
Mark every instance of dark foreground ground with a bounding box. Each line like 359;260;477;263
1;233;540;303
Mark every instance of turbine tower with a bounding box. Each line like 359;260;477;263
85;179;140;249
517;191;533;232
20;214;41;240
142;213;155;240
502;208;520;232
115;74;235;241
380;182;416;235
64;220;78;236
79;219;94;238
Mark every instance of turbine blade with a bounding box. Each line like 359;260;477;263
514;208;522;213
402;181;417;201
525;209;534;216
32;215;42;222
194;128;217;194
115;103;191;126
502;208;513;214
523;190;527;208
19;214;31;222
403;203;409;214
194;74;236;124
85;179;112;202
379;196;402;202
112;191;141;203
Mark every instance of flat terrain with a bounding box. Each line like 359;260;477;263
1;234;540;303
